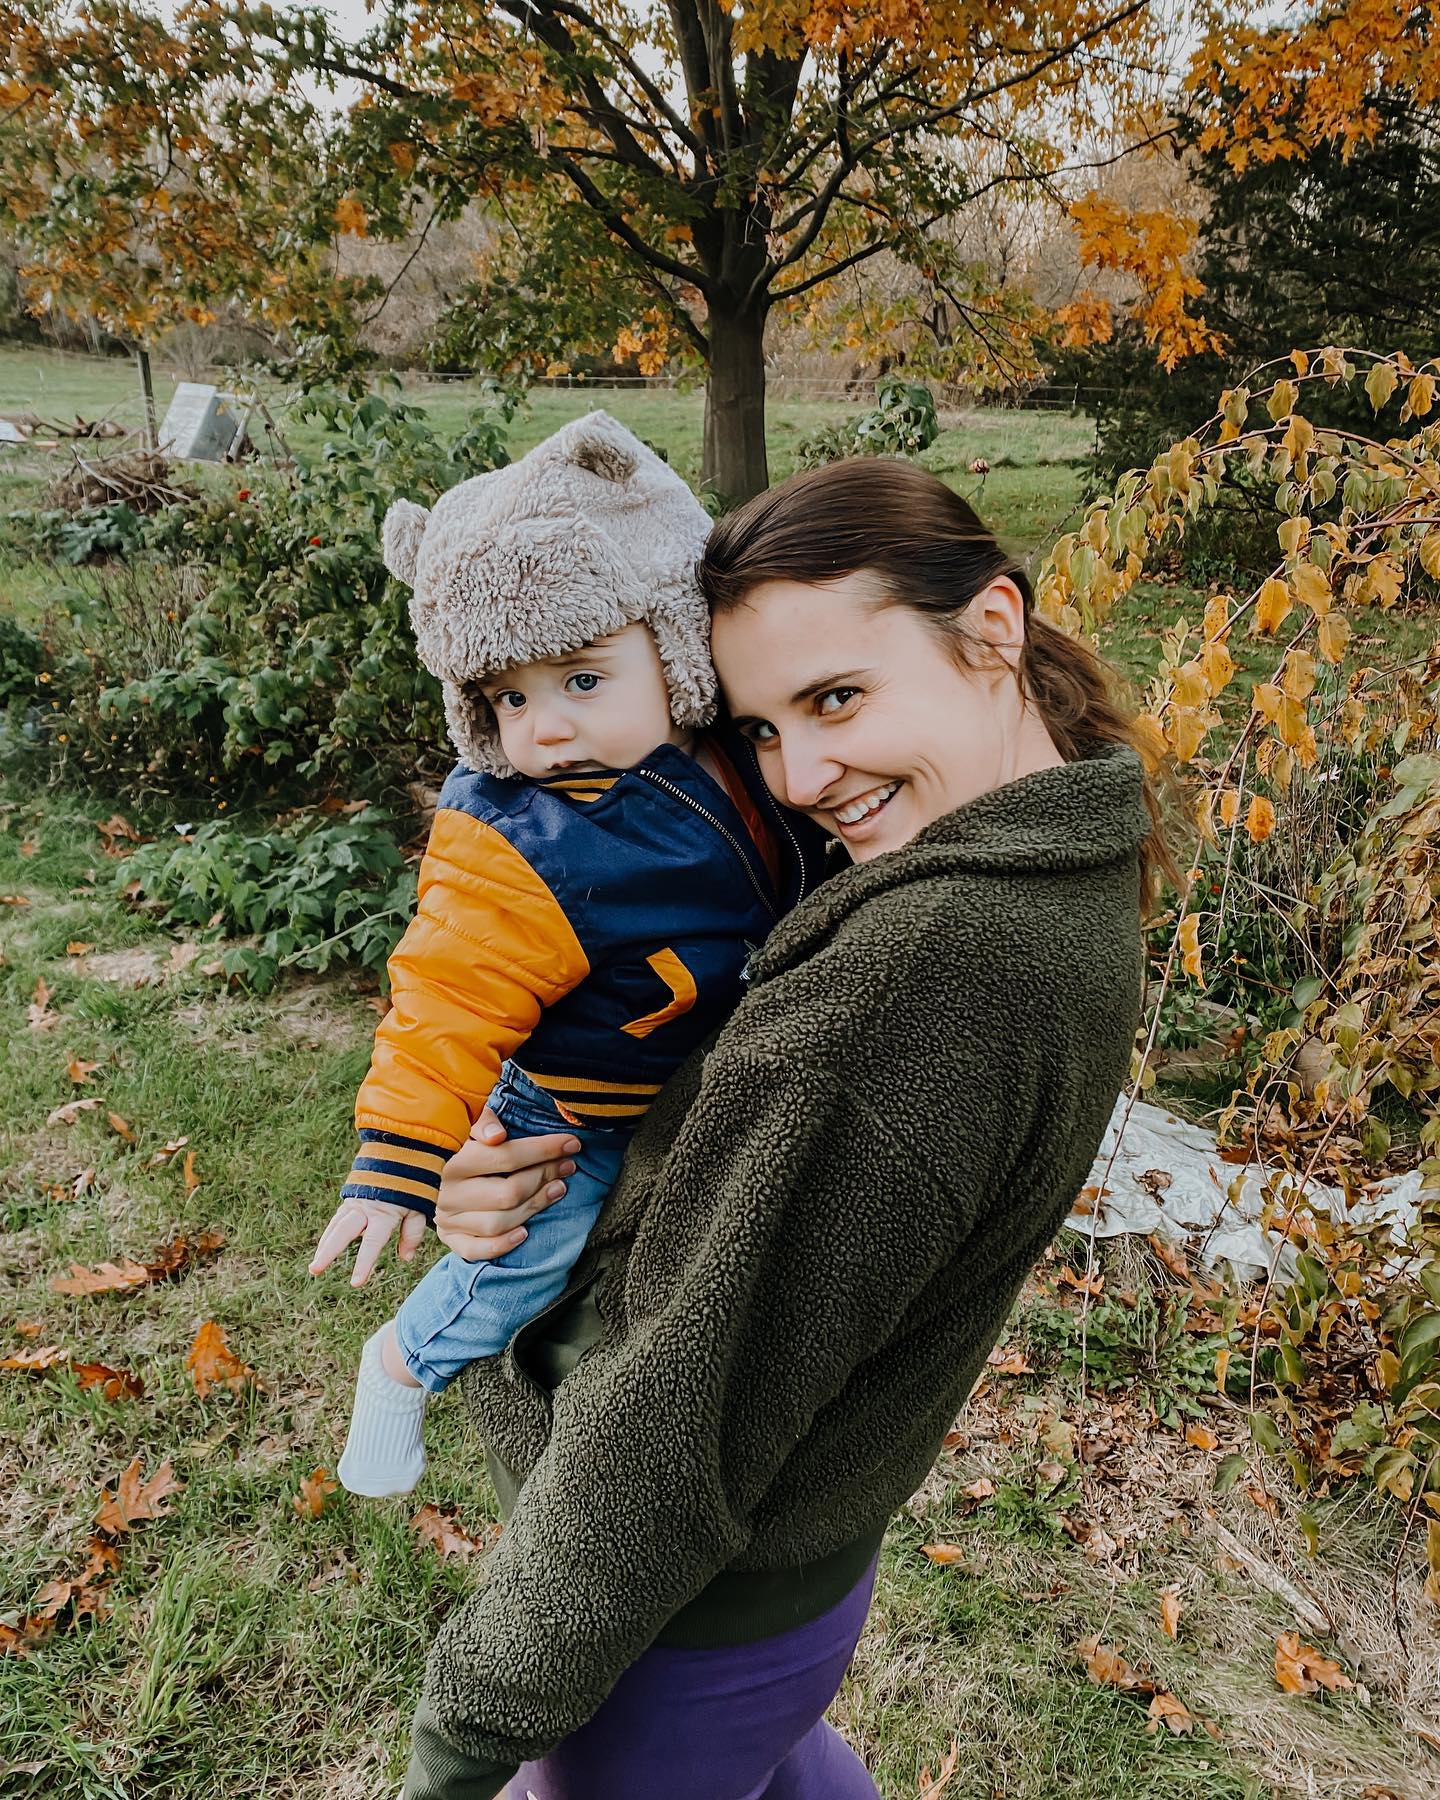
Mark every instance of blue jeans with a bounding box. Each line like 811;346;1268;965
393;1063;627;1394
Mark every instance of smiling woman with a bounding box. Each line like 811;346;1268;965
404;456;1167;1800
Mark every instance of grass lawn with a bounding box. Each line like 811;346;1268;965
3;346;1438;1797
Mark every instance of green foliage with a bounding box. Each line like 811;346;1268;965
19;381;518;793
28;501;149;565
1025;1287;1231;1428
120;809;416;992
794;375;941;470
0;613;49;704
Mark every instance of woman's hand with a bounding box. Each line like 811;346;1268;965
434;1107;580;1261
309;1196;427;1287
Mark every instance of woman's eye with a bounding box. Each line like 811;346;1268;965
745;720;778;745
566;672;601;694
817;687;860;715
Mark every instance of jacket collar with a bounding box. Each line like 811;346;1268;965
748;743;1149;984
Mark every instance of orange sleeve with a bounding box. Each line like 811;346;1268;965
352;810;590;1165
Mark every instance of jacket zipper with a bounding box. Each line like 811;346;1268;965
754;763;809;907
637;767;778;921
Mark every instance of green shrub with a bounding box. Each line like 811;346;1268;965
795;374;940;469
25;380;519;796
121;809;417;992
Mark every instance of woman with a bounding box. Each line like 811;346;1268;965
401;458;1164;1800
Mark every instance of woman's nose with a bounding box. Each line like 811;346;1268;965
778;737;844;811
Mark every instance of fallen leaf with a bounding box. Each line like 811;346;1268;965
410;1502;497;1561
1137;1168;1174;1198
1078;1635;1158;1694
1036;1460;1068;1491
106;1111;136;1144
27;978;58;1032
1274;1632;1352;1695
0;1615;55;1656
1159;1589;1182;1639
292;1467;338;1520
66;940;94;955
14;1319;44;1339
0;893;32;906
96;814;143;854
917;1736;959;1798
48;1096;101;1126
986;1347;1032;1375
1057;1265;1104;1297
185;1320;254;1398
66;1054;101;1085
1;1344;68;1371
1147;1233;1191;1282
71;1360;144;1401
95;1456;182;1534
168;941;201;972
940;1426;968;1451
921;1542;969;1565
148;1137;189;1165
72;1167;96;1197
1146;1691;1196;1735
50;1257;151;1297
19;838;37;857
961;1477;997;1502
1184;1422;1219;1452
182;1150;200;1194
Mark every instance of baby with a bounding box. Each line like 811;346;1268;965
309;413;818;1496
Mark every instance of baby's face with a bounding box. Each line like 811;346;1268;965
479;623;687;778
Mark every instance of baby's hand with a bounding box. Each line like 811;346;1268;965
308;1197;428;1288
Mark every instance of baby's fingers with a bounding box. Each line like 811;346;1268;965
308;1205;366;1276
349;1208;399;1288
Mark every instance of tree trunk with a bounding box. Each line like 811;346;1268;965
135;346;157;450
702;302;769;505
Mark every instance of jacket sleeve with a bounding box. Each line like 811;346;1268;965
341;808;590;1219
411;1015;1002;1778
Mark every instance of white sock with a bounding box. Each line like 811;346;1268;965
337;1328;428;1498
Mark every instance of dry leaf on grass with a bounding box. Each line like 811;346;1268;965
66;940;94;955
95;1456;181;1534
1159;1589;1182;1639
920;1543;970;1565
1184;1421;1219;1451
148;1137;189;1165
71;1361;144;1401
0;1615;55;1657
410;1502;497;1561
106;1111;136;1143
1274;1631;1353;1695
183;1150;200;1194
48;1096;101;1126
96;814;143;854
0;894;32;906
50;1229;225;1298
1;1344;68;1370
1078;1634;1157;1694
27;978;58;1032
985;1347;1032;1375
66;1054;101;1085
1145;1692;1198;1736
293;1468;338;1520
1056;1265;1104;1297
50;1256;151;1297
1147;1232;1192;1282
185;1321;255;1398
917;1737;959;1798
72;1167;96;1196
961;1477;997;1502
32;1538;120;1626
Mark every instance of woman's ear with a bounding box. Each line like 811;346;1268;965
965;577;1028;671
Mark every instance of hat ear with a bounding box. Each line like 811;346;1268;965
566;417;638;484
382;498;431;586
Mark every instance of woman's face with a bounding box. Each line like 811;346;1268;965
710;569;1034;862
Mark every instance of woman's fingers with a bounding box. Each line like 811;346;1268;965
308;1204;365;1276
437;1159;571;1226
447;1124;581;1179
435;1223;529;1261
348;1208;399;1288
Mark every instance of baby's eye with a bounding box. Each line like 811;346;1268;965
492;690;526;712
817;687;860;716
566;672;601;694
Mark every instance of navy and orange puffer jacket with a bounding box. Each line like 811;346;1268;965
341;736;825;1220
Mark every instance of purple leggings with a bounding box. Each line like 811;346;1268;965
509;1559;880;1800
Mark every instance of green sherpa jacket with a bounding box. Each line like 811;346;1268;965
403;745;1148;1800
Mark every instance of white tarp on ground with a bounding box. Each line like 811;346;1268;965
1065;1096;1433;1280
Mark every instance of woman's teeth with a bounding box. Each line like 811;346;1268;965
834;782;899;826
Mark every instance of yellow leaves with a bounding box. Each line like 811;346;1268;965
1200;640;1236;697
1245;796;1276;845
1202;594;1231;641
1165;707;1212;764
1360;555;1403;608
1419;532;1440;581
1317;612;1351;664
387;140;416;174
1405;372;1436;420
1159;1589;1183;1639
1282;413;1313;462
1292;561;1332;615
1178;912;1204;984
1218;788;1241;829
1068;193;1219;369
1170;660;1209;709
1280;651;1317;702
333;195;367;237
1053;294;1113;349
293;1468;338;1520
1266;379;1298;422
1365;362;1398;411
1277;517;1308;558
1253;577;1293;635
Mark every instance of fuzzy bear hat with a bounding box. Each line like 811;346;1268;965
381;410;717;775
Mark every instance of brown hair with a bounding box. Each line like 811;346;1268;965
699;458;1176;903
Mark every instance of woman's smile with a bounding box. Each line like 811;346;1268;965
830;779;902;836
